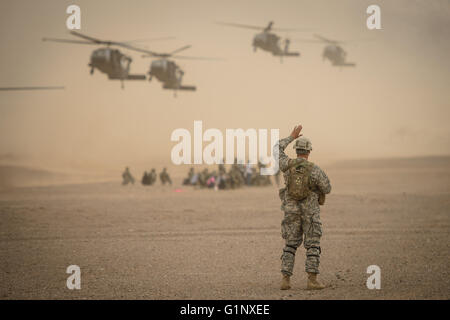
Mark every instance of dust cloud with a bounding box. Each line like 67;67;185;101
0;0;449;181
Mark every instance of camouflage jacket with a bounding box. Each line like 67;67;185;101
276;136;331;212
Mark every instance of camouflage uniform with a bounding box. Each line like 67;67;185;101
277;136;331;275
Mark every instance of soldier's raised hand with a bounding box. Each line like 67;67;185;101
290;124;303;139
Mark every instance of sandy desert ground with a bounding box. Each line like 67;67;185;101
0;157;449;300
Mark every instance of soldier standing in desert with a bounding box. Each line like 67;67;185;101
277;124;331;290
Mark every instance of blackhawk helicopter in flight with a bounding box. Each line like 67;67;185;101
296;34;357;67
42;31;172;88
216;21;305;61
140;45;220;96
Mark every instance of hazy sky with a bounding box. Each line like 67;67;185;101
0;0;449;171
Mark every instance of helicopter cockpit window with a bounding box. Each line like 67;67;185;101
92;49;110;61
152;59;167;69
255;33;265;42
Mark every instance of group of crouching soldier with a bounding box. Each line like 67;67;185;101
182;159;280;190
121;167;172;186
142;167;172;186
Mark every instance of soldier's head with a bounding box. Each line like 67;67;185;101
293;137;312;159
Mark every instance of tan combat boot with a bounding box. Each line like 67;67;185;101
306;272;325;290
280;274;291;290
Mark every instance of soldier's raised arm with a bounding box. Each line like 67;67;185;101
274;125;303;172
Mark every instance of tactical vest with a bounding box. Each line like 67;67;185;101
286;159;314;201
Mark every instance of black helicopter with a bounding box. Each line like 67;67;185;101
296;34;356;67
140;45;219;96
42;31;167;88
216;21;303;61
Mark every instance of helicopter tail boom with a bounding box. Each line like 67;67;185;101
333;62;356;67
274;52;300;57
108;74;147;80
126;74;147;80
163;84;196;91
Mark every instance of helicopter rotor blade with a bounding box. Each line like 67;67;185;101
216;21;310;32
114;43;158;55
121;36;176;44
273;27;312;32
141;54;156;58
43;31;169;56
312;34;374;45
140;45;192;58
171;55;225;61
215;21;265;30
69;31;104;44
0;86;65;91
292;38;325;44
69;31;130;47
168;45;192;56
314;34;342;44
42;38;98;45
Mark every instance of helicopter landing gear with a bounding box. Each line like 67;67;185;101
90;67;94;75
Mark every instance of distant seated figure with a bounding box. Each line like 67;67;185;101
190;173;199;185
245;160;253;186
183;167;195;185
160;167;172;185
122;167;135;185
216;173;227;190
206;172;217;189
149;168;157;185
197;168;209;187
141;171;151;186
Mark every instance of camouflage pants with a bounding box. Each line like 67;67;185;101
280;203;322;275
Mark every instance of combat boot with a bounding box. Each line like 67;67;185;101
306;272;325;290
280;274;291;290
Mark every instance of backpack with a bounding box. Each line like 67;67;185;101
286;159;314;201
